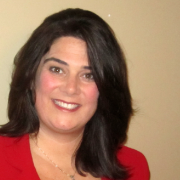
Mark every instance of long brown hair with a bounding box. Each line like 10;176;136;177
0;8;133;179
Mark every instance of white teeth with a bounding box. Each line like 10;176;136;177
54;100;79;110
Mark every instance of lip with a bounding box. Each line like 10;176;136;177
52;99;81;112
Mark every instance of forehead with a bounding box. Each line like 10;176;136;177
46;36;87;57
39;36;89;68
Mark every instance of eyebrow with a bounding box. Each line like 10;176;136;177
44;57;68;66
83;66;92;70
44;57;92;70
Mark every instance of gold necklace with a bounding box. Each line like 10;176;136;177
35;141;76;180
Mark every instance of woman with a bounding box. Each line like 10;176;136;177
0;8;150;180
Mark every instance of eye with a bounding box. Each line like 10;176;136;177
49;67;63;74
83;73;94;81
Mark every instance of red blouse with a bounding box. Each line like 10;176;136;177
0;134;150;180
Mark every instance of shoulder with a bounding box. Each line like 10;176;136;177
0;134;40;179
117;146;148;164
117;146;150;180
0;134;29;176
0;134;29;161
0;134;29;147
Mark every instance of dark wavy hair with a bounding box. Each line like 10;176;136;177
0;8;133;180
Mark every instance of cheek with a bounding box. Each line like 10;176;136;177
35;71;57;94
83;84;99;103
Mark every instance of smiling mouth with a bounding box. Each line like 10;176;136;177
54;100;80;110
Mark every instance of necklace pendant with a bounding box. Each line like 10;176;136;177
70;175;75;180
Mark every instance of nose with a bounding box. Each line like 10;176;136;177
61;75;80;96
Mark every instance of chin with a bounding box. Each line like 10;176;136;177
52;123;83;134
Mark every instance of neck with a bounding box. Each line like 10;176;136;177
29;128;84;179
39;126;83;144
30;126;84;164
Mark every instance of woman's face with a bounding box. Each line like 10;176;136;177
35;37;99;134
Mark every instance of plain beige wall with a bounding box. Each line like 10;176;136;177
0;0;180;179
